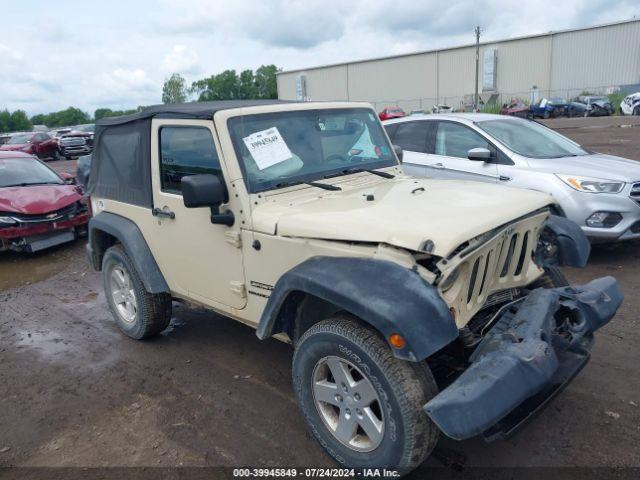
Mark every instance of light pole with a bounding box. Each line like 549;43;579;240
474;26;482;112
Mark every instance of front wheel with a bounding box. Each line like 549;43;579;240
292;316;439;473
102;244;172;339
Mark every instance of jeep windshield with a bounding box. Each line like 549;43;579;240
228;108;397;193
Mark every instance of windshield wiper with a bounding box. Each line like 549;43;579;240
3;181;62;187
275;180;342;191
340;167;395;179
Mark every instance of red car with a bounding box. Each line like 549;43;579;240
378;107;406;121
0;152;89;252
0;132;60;161
500;100;531;118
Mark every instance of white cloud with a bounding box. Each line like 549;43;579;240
162;45;201;74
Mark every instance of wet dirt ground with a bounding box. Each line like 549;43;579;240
1;118;639;475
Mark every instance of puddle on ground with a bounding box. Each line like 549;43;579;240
0;239;85;292
15;329;71;357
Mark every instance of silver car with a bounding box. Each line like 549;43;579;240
384;113;640;242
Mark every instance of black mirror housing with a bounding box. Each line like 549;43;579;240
182;174;235;226
182;174;227;208
393;145;403;163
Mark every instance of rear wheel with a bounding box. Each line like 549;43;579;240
634;106;640;116
102;244;171;339
292;316;439;473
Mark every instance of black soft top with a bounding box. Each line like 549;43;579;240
88;100;297;207
97;100;297;126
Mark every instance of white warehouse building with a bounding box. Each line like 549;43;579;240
277;18;640;112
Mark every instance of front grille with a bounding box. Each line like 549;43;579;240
630;182;640;206
440;211;548;327
4;202;85;225
61;137;86;146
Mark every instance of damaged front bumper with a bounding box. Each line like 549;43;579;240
424;276;623;441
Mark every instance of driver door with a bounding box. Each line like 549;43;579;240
424;121;499;183
145;119;246;310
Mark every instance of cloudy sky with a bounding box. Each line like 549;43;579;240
1;0;637;116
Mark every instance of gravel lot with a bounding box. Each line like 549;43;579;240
1;116;639;476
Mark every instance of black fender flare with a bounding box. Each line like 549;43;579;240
256;256;458;361
537;215;591;268
87;212;169;294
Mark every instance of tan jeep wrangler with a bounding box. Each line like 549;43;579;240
86;100;622;474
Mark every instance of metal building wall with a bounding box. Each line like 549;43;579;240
277;19;640;108
550;20;640;97
482;35;551;100
346;53;438;112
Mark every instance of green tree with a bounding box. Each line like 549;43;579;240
190;65;280;101
9;110;31;131
238;69;256;99
162;73;187;104
0;110;11;133
30;114;46;125
254;64;279;99
94;108;113;121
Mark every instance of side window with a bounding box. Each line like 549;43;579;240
434;122;491;159
384;123;399;141
34;133;46;142
159;126;220;193
392;121;429;153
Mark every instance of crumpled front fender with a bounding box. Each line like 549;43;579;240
536;215;591;268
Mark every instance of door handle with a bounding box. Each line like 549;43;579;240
499;175;511;182
433;162;445;169
152;207;175;219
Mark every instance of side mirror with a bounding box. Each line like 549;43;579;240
182;174;234;226
59;172;76;184
393;145;403;163
467;147;492;162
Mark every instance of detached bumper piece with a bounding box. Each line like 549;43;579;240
424;276;622;441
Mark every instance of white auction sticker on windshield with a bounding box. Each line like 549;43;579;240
242;127;293;170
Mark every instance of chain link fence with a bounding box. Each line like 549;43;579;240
370;84;636;114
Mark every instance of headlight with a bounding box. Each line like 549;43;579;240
0;216;18;227
556;174;624;194
439;266;461;292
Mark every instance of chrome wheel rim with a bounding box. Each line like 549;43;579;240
312;356;384;452
110;265;137;324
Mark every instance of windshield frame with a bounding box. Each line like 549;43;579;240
475;118;590;159
0;157;64;188
227;107;398;194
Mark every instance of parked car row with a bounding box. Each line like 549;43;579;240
382;93;634;121
0;124;95;161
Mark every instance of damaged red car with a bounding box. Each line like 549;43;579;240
0;152;89;253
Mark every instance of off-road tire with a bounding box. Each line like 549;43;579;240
292;316;439;473
531;266;569;289
102;244;172;339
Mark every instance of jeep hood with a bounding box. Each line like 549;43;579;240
251;176;553;257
